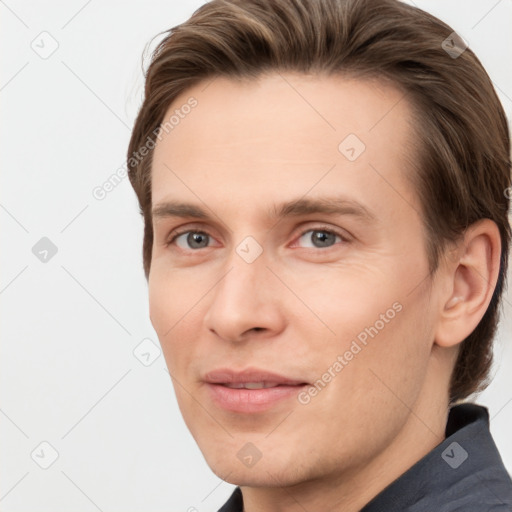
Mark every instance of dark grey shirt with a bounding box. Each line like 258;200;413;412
218;403;512;511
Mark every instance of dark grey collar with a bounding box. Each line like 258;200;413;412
218;404;512;512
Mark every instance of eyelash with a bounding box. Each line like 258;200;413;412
165;226;349;251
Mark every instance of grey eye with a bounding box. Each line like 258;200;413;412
298;230;340;248
176;231;210;249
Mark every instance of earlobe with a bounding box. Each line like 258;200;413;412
435;219;501;349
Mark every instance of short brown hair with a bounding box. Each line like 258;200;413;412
127;0;511;402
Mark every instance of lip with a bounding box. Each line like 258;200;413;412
203;367;309;413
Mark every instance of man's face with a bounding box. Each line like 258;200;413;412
149;73;443;486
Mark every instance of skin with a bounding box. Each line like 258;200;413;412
148;72;500;511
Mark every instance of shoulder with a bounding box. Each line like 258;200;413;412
363;403;512;511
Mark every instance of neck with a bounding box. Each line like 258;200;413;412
240;347;454;512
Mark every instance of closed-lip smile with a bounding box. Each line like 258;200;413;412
203;367;309;413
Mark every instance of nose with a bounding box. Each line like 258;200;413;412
203;248;286;343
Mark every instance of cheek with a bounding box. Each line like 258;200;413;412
148;263;203;333
283;262;407;352
299;257;434;405
343;288;434;417
148;268;194;370
304;293;434;463
148;272;173;335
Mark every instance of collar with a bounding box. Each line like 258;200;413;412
217;403;512;511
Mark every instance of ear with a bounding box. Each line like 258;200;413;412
435;219;501;348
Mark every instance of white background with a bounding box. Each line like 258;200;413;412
1;1;511;511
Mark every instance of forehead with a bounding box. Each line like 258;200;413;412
151;72;417;216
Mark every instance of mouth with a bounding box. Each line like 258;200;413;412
203;368;309;413
221;381;298;389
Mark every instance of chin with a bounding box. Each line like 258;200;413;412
211;464;301;488
201;446;315;488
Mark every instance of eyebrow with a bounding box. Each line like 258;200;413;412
152;196;376;224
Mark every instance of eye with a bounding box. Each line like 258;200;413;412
166;226;347;252
295;228;345;249
170;230;213;250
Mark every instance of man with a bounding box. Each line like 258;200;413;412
127;0;512;510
